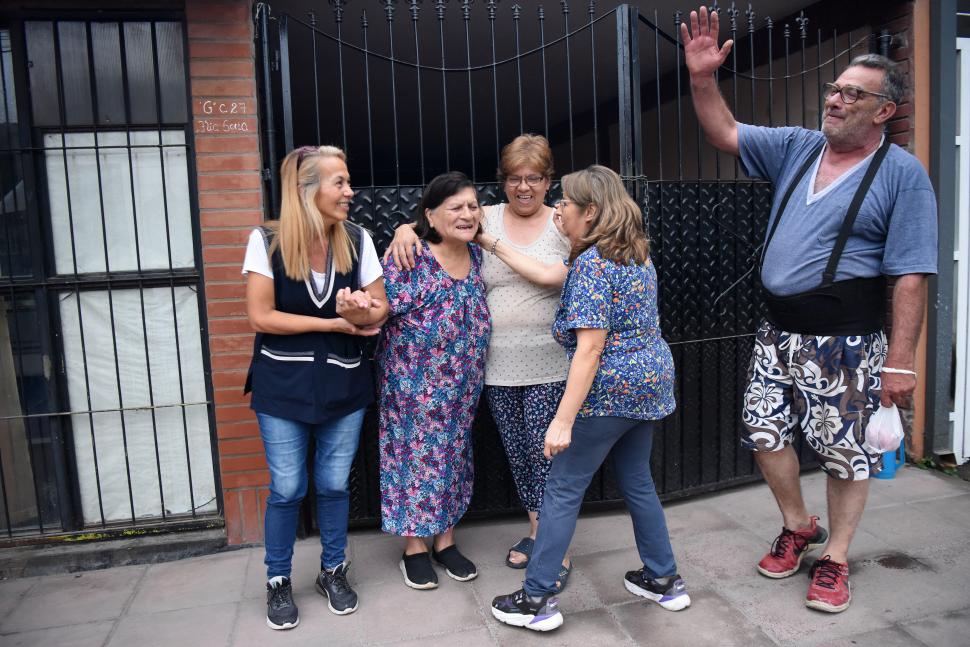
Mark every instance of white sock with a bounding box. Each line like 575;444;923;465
268;575;286;587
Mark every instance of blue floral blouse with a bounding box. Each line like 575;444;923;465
552;246;676;421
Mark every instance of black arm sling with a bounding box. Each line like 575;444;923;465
759;138;891;336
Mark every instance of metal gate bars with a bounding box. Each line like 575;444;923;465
254;1;887;525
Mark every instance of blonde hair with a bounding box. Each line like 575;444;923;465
270;145;356;281
497;133;554;182
561;165;650;265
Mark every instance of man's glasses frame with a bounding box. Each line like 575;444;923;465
822;82;892;105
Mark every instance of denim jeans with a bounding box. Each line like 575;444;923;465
258;409;365;578
524;416;678;596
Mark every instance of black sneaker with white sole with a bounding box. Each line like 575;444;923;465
491;588;563;632
266;577;299;630
315;562;359;615
624;569;691;611
400;552;439;590
432;545;478;581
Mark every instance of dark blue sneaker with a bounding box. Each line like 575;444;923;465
266;577;299;630
624;569;691;611
491;588;563;632
315;562;359;615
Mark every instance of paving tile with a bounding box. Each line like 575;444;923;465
235;569;486;646
128;550;248;614
661;498;745;538
107;602;237;647
899;607;970;647
807;625;931;647
867;467;970;503
612;590;776;647
471;558;606;615
567;511;649;557
716;573;892;644
0;565;145;633
672;526;770;586
905;494;970;530
858;503;970;553
232;595;352;647
574;547;711;607
489;607;634;647
0;620;114;647
388;627;496;646
0;576;37;620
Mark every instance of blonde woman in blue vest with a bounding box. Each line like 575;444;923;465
243;145;386;630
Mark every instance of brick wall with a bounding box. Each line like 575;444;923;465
187;0;267;544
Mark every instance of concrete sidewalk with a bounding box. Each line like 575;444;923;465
1;467;969;647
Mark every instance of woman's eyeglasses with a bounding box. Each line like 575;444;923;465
505;174;545;187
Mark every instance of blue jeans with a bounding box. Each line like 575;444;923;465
258;409;365;578
524;416;677;596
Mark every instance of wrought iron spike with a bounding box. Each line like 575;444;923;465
434;0;447;19
795;11;808;38
511;3;521;19
486;0;498;19
381;0;397;21
727;2;739;30
538;5;544;19
745;5;755;31
461;0;472;20
764;15;772;29
409;0;421;21
560;0;569;15
588;1;595;17
308;10;316;26
329;0;347;23
362;8;369;27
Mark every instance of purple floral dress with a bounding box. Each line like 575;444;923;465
378;241;491;536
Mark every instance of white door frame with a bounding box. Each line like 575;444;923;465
949;38;970;464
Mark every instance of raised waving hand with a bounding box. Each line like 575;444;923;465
681;6;734;79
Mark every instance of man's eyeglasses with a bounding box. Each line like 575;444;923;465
505;174;545;187
822;82;892;105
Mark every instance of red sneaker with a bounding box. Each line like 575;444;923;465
805;555;851;613
756;516;828;578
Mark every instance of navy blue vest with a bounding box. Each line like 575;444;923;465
244;224;374;424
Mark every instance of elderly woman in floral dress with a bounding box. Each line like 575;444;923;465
378;172;491;590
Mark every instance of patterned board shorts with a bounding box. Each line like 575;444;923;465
740;319;888;480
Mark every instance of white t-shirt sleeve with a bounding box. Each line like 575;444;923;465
241;226;383;286
242;228;273;278
359;230;383;287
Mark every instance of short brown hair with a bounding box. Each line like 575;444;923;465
496;134;554;183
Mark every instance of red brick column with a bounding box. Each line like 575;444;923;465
188;0;268;544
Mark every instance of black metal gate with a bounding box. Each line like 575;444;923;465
254;0;887;525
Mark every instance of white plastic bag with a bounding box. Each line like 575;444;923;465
865;404;904;453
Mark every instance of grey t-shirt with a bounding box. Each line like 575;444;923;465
738;124;938;296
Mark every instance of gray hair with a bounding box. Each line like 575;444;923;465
848;53;906;104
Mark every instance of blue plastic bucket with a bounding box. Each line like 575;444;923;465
874;444;905;480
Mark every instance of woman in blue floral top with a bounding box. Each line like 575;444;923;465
491;166;688;632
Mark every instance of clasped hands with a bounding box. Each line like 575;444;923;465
334;287;384;336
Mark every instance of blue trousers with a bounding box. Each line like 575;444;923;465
258;409;364;578
524;416;678;596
